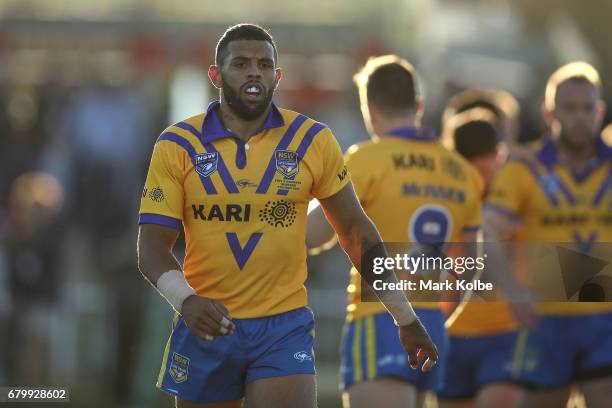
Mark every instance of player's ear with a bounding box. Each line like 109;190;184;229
415;98;425;122
541;102;555;127
596;100;606;121
274;67;282;89
209;65;222;89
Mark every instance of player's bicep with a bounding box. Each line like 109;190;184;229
318;182;367;238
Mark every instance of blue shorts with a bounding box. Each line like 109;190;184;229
340;309;447;392
438;331;522;399
512;312;612;389
157;307;316;404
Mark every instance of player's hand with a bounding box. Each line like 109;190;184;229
398;319;439;372
182;295;235;341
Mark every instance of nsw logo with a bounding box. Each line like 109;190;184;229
194;152;218;178
293;350;312;363
169;352;190;383
275;150;299;179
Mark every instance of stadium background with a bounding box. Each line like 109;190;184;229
0;0;611;406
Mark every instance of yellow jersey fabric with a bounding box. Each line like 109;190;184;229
486;137;612;315
139;101;350;318
345;127;483;321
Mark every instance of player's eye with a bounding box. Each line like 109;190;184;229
259;61;274;69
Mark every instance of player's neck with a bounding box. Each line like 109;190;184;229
373;116;419;137
556;138;598;170
217;103;270;142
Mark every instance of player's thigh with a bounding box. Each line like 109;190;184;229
518;387;570;408
579;376;612;408
475;383;522;408
244;374;316;408
343;377;417;408
176;397;242;408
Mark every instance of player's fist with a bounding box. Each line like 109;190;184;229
181;295;235;341
398;319;439;372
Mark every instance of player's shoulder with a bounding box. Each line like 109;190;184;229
277;107;329;132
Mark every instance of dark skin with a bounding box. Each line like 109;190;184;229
138;39;437;408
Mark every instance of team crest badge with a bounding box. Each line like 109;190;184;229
275;150;299;178
194;152;218;177
169;352;190;383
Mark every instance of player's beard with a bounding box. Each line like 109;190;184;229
558;126;597;153
221;76;275;121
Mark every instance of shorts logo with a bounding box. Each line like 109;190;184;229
275;150;299;179
294;351;312;362
169;352;190;383
259;200;297;227
194;152;218;178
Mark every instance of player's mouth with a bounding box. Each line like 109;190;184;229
242;82;264;103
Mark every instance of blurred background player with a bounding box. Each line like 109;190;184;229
437;106;528;408
484;61;612;408
441;88;520;150
307;55;483;408
137;25;437;408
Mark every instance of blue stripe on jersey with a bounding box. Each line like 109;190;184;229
257;114;308;194
203;142;239;194
138;213;182;230
592;167;611;206
512;157;559;207
276;122;326;195
175;121;202;139
484;203;521;222
158;132;217;195
175;121;239;194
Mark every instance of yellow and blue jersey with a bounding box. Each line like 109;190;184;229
486;136;612;315
139;101;349;318
345;127;483;320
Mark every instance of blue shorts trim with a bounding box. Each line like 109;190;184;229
340;309;447;392
157;307;316;404
438;331;522;399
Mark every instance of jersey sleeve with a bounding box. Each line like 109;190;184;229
486;159;530;220
309;127;351;199
463;164;484;232
138;140;186;229
344;144;376;205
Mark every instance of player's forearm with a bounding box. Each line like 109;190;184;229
337;216;417;325
137;231;182;286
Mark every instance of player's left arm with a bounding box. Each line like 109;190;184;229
319;182;439;371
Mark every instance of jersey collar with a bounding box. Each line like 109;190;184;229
537;137;611;165
537;136;611;182
386;126;438;142
201;100;285;143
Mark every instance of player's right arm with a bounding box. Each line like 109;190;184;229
137;137;234;339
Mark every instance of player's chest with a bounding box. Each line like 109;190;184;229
525;164;612;237
182;137;313;201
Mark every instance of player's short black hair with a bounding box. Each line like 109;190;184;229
215;23;278;66
354;55;419;115
445;108;498;159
